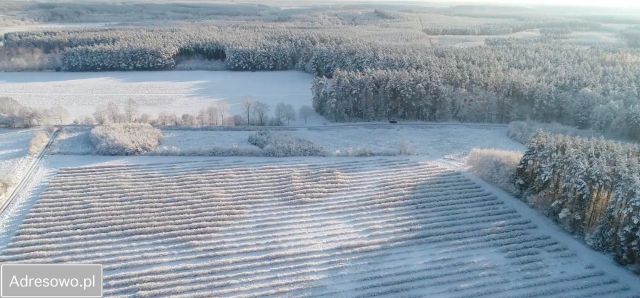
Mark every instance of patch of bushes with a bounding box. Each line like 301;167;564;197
334;147;376;157
466;148;522;194
0;180;8;199
28;131;50;155
0;97;69;128
248;131;326;157
153;146;262;157
90;123;162;155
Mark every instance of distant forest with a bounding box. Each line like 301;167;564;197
2;2;640;140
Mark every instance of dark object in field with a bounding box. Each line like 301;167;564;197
389;119;398;124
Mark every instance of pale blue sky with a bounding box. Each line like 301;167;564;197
362;0;639;8
451;0;637;8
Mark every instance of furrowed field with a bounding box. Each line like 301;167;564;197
0;157;637;297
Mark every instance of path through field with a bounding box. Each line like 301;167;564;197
0;158;637;297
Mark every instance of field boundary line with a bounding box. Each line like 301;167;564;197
153;122;508;131
0;128;59;216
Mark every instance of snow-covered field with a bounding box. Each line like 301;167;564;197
0;71;315;123
0;129;36;201
291;124;522;158
0;23;116;35
52;124;524;158
3;123;640;296
0;156;638;297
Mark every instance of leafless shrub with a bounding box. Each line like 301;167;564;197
397;140;415;155
29;131;50;155
0;179;8;199
90;123;162;155
248;131;326;157
466;148;522;194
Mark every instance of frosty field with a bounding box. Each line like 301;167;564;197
0;128;37;201
0;156;638;297
51;124;523;158
2;89;639;296
0;129;34;180
0;71;315;122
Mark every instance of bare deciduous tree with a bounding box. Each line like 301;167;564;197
275;103;296;125
206;105;218;125
283;105;296;125
106;101;121;123
0;97;21;115
253;101;270;126
93;105;109;125
181;113;197;126
81;116;95;125
217;101;229;125
197;109;207;126
157;112;177;126
47;105;69;125
274;103;287;125
299;105;314;125
125;99;138;122
242;96;254;126
138;113;151;124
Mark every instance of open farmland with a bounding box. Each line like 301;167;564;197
0;129;35;183
0;157;638;297
0;71;315;123
51;124;524;158
0;128;38;201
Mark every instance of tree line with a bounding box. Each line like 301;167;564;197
515;133;640;270
80;98;314;127
0;97;69;127
422;20;601;36
312;38;640;140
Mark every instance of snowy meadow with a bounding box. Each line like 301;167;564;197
0;71;316;123
0;129;36;199
51;124;523;158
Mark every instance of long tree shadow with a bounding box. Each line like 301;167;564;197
298;162;616;296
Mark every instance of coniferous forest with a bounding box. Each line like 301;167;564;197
516;134;640;269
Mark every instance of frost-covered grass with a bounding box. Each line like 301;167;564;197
90;123;162;155
507;120;596;144
0;158;636;296
243;124;521;158
466;148;522;194
49;127;94;155
52;124;524;158
0;71;318;124
0;129;36;199
28;131;50;156
248;131;326;157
